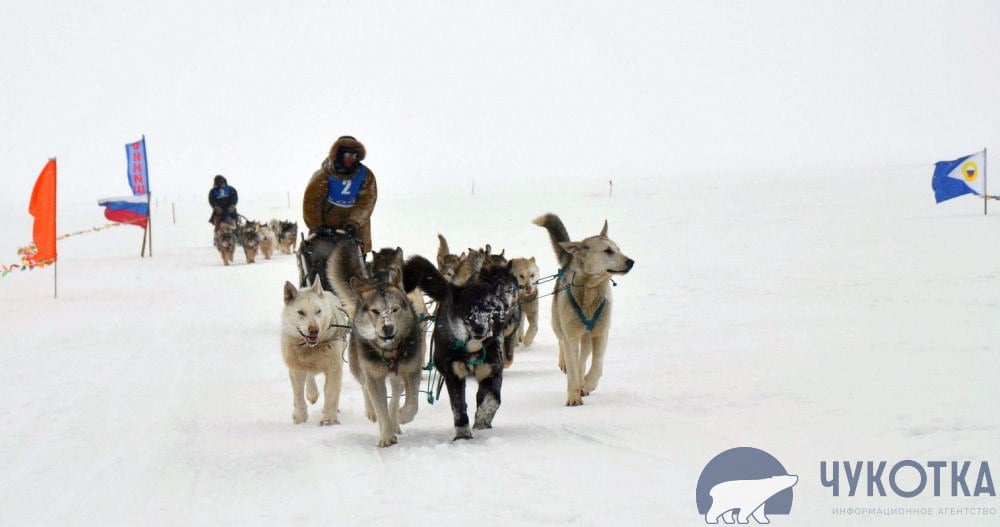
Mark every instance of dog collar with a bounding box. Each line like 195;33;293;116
376;345;400;373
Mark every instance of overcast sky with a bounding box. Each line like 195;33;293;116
1;1;998;205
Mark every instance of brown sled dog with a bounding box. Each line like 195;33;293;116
213;221;237;266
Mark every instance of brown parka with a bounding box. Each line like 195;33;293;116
302;136;378;252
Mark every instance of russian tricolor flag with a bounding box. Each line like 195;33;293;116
97;195;149;228
932;151;987;203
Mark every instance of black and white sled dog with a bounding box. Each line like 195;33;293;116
534;213;634;406
403;254;520;440
480;253;522;369
327;240;423;447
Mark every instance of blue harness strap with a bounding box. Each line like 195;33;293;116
565;284;606;331
452;339;487;370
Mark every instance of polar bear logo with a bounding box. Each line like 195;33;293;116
705;475;798;524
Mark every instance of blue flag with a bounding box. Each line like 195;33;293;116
932;151;986;203
126;137;150;196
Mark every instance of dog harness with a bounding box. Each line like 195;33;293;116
326;166;368;208
452;339;487;371
563;272;607;331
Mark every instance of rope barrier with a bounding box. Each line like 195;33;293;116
2;218;148;280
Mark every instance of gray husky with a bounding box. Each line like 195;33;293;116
534;213;634;406
327;240;423;447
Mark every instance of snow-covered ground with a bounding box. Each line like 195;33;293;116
1;168;998;526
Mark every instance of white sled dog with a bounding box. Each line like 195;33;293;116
280;278;350;425
257;222;277;260
534;213;634;406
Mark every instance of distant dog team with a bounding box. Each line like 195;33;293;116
212;217;295;266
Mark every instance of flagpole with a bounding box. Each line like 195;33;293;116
52;156;58;300
137;135;152;257
141;220;148;257
147;191;153;257
145;135;153;257
985;147;989;216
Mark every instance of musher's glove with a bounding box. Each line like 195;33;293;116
313;225;335;238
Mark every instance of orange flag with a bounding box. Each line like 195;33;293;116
29;159;57;262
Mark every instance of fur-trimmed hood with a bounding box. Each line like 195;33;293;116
327;136;366;162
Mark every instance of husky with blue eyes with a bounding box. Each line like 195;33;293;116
403;254;520;441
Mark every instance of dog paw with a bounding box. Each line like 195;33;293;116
503;357;513;369
558;362;567;373
453;426;473;440
365;409;377;423
292;410;308;424
566;393;584;406
378;434;398;448
472;421;493;430
307;394;318;405
523;337;534;347
319;416;340;426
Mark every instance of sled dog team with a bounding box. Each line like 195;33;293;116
281;213;634;447
214;218;298;266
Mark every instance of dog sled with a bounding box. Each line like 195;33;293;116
296;227;364;293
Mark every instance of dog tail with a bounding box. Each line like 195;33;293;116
403;255;450;302
533;213;572;269
436;234;450;267
326;238;367;309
